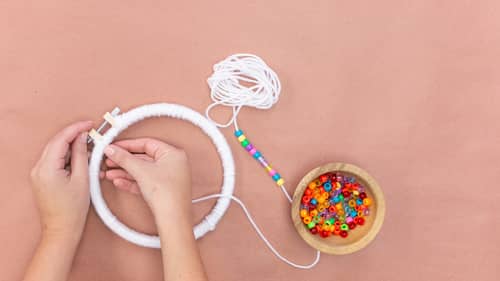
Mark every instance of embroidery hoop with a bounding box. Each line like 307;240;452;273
88;103;235;248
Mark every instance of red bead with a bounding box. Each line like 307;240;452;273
342;190;350;197
348;222;356;229
357;217;365;225
318;186;325;193
340;230;348;238
320;230;330;238
319;174;329;183
304;188;312;196
359;192;367;199
302;195;311;203
310;227;318;235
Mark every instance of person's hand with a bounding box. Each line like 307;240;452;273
30;121;93;240
103;138;192;218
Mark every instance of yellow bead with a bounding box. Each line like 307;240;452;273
318;205;326;212
276;178;284;186
310;209;318;217
237;135;246;142
317;197;325;204
348;199;356;207
265;165;272;172
353;190;359;196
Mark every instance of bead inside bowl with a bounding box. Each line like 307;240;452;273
291;163;385;255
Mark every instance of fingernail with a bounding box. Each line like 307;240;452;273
80;132;88;143
104;146;114;156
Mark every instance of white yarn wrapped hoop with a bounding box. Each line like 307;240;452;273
89;103;235;248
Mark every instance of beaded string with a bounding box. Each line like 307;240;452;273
203;53;319;268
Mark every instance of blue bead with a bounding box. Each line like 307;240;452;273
253;151;261;158
234;130;244;137
333;197;340;203
310;198;317;205
356;198;363;205
272;173;281;181
351;211;357;217
323;182;332;191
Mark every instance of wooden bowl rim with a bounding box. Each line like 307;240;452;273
291;162;385;255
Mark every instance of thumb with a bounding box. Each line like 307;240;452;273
104;144;142;178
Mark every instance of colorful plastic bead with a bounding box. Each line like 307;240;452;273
300;209;308;218
234;130;243;137
303;216;312;224
299;172;373;239
363;198;372;206
272;173;281;181
241;139;249;147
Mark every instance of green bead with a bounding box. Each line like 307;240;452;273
241;139;249;147
339;194;344;201
307;221;316;229
313;216;321;223
328;218;335;224
341;224;349;231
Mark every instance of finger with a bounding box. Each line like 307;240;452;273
104;144;143;178
105;154;154;168
45;121;93;170
112;178;141;194
111;138;177;160
70;132;89;179
105;169;135;181
99;171;105;179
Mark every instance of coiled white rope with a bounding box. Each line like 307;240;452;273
206;53;281;131
201;53;321;269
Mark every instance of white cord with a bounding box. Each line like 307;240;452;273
205;53;321;269
192;189;320;269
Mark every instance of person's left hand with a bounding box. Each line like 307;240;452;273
30;121;93;240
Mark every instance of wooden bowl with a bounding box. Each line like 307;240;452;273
291;163;385;255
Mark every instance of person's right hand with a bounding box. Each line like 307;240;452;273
103;138;192;218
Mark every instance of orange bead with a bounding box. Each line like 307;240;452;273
308;182;317;189
300;209;308;218
303;216;312;224
310;209;318;217
363;198;372;206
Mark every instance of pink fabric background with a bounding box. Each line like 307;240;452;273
1;1;499;280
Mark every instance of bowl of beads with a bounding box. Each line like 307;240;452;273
291;163;385;255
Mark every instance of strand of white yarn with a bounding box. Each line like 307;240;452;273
200;53;320;269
